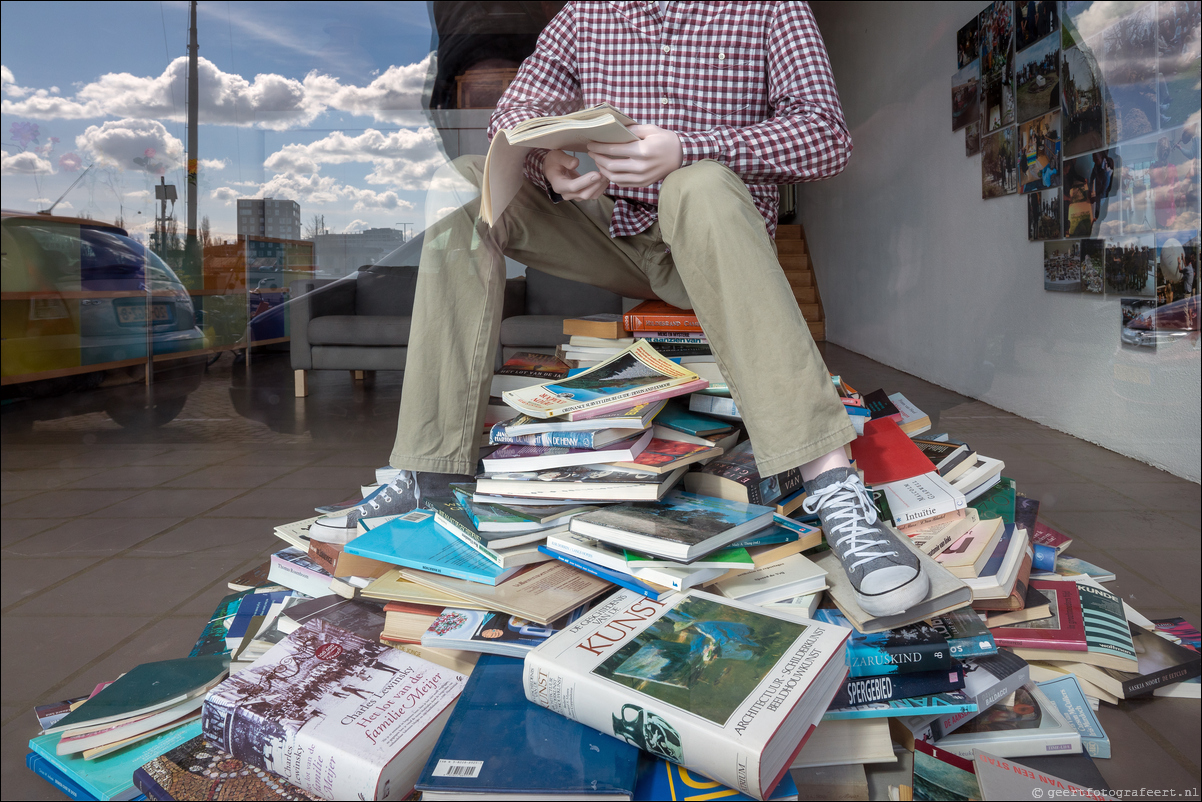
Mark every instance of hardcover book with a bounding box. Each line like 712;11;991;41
481;430;653;473
133;735;321;801
683;440;805;506
634;756;799;801
931;683;1082;760
913;739;980;801
850;418;939;486
992;580;1087;652
420;605;589;658
522;589;852;800
563;313;629;339
475;464;688;502
972;750;1104;800
928;608;999;659
828;666;966;710
202;618;468;801
814;609;957;678
1004;581;1136;671
881;473;967;528
653;403;733;437
1065;623;1202;699
1036;675;1110;758
501;341;706;421
567;491;775;562
1151;618;1202;698
623;299;703;333
968;478;1017;524
417;654;640;799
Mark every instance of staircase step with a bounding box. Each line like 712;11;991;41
783;270;812;287
791;286;818;303
776;239;806;255
807;320;825;341
778;253;809;270
799;303;823;322
775;224;803;240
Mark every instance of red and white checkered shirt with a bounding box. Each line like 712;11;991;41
488;1;852;238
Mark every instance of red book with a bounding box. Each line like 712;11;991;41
1031;521;1073;554
623;300;703;333
849;417;939;486
990;579;1088;651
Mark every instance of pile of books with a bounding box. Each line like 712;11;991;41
23;322;1201;801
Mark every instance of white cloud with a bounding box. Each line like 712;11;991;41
214;174;414;213
342;219;370;233
1;54;435;127
76;119;184;173
199;157;228;170
2;150;53;174
263;126;447;190
210;186;240;203
124;189;152;200
27;198;73;209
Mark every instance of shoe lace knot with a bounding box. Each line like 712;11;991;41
802;475;897;572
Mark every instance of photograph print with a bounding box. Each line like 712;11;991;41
980;1;1015;80
1120;297;1159;348
592;595;806;726
1157;1;1201;130
1149;125;1202;231
966;121;982;156
958;14;981;68
1015;31;1060;122
1118;137;1158;234
1156;230;1199;320
1099;3;1159;144
1019;110;1062;192
952;61;981;131
1063;150;1121;237
1106;234;1157;296
1061;39;1110;157
1028;187;1063;240
984;75;1017;133
982;125;1018;198
1016;0;1060;51
1081;238;1106;293
1062;0;1129;49
1044;239;1090;292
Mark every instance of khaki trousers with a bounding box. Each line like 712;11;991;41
390;156;854;477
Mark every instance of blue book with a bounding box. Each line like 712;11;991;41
829;666;967;709
416;654;640;798
823;690;978;720
1037;676;1111;758
976;523;1015;579
730;523;800;548
928;608;998;659
344;509;520;586
26;752;97;801
539;546;674;601
653;403;733;437
634;756;798;800
224;590;291;647
28;720;201;801
814;609;956;678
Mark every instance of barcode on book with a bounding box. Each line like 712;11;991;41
433;759;483;778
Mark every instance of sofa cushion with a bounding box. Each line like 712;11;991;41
524;269;623;317
309;315;412;346
354;267;419;317
499;315;571;347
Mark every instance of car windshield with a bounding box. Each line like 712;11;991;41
14;221;186;292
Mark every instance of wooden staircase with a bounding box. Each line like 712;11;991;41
774;223;824;342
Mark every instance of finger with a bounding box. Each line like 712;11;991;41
626;124;659;139
588;141;643;158
558;170;602;194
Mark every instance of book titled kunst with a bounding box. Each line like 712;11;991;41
202;619;467;801
522;590;851;800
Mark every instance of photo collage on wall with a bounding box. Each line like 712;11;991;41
954;0;1201;348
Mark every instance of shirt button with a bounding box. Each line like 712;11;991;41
662;45;671;54
718;52;726;60
661;96;669;105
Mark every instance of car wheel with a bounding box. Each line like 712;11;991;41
105;395;188;428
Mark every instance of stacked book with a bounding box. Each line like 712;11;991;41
22;329;1201;801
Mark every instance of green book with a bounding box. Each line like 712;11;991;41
623;545;754;569
969;477;1016;523
46;654;229;735
188;590;249;657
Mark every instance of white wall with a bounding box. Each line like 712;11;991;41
800;1;1201;482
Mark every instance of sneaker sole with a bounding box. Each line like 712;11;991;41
856;570;931;618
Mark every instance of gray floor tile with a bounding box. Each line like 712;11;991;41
51;447;171;469
1106;548;1202;610
1112;481;1202;513
262;465;372;489
1129;696;1202;774
125;516;280;559
1;489;144;519
3;517;185;559
0;490;41;506
0;558;100;609
88;488;245;519
205;487;328;519
128;449;251;466
2;715;67;801
0;468;104;491
0;519;64;550
1035;481;1149;513
217;450;326;467
1095;701;1201;792
160;463;295;489
57;465;198;490
1043;510;1196;551
1;448;72;471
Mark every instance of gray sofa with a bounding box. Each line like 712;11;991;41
291;265;625;396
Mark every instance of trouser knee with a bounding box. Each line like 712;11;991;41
659;160;754;233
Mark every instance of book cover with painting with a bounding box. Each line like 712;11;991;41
202;618;467;801
522;590;850;800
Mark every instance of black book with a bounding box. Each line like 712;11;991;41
1013;753;1111;793
829;665;967;709
863;388;902;420
815;611;959;678
1100;623;1202;698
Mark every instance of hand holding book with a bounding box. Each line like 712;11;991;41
588;124;684;188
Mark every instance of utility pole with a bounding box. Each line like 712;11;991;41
183;0;201;287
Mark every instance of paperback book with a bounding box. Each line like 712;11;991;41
683;441;804;507
828;666;966;711
814;609;957;678
823;690;977;721
900;650;1032;742
931;683;1082;760
1036;675;1110;758
522;589;852;800
972;750;1107;801
928;608;998;659
133;735;321;801
1003;581;1137;671
490;352;572;394
912;739;980;801
475;464;688;502
420;604;589;658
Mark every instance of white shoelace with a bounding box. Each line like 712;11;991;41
361;472;419;513
802;475;897;572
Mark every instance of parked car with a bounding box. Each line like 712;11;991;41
1;211;207;428
1121;295;1200;347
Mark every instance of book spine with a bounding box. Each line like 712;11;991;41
688;394;741;420
131;767;173;801
492;429;600;449
308;539;342;575
847;641;958;678
635;334;711;344
623;311;703;333
947;635;998;659
1121;659;1202;698
25;753;97;802
829;670;965;708
433;516;504;568
823;697;978;721
539;547;664;599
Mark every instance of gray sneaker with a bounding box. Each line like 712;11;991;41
309;471;423;544
802;467;929;616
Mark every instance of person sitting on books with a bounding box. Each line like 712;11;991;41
314;2;928;616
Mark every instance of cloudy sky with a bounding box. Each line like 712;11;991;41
1;1;453;240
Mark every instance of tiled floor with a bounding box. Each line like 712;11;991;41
1;345;1199;799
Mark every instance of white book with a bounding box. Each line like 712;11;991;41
790;718;897;768
570;335;636;348
763;592;823;619
629;563;728;593
545;532;630;573
522;589;852;800
888;392;931;436
963;533;1028;598
931;683;1081;760
881;472;967;528
712;553;828;606
481;429;653;473
688;393;741;420
949;456;1005;494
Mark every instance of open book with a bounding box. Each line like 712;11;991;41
481;103;638;225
